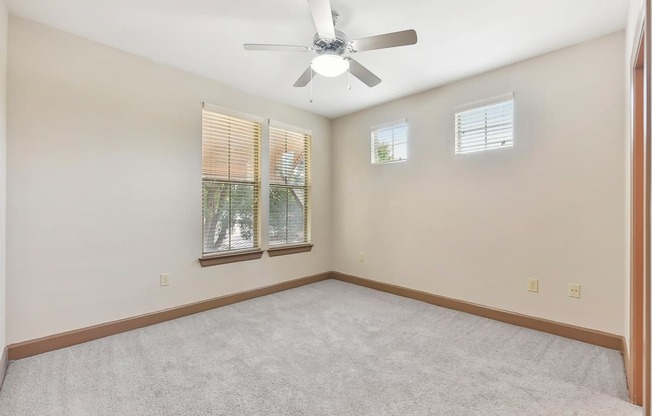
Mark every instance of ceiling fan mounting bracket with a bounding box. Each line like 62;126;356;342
312;29;349;55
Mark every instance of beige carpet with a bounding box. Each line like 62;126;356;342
0;279;642;415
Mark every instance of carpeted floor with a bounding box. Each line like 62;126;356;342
0;279;642;415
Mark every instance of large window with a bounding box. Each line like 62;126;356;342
371;120;408;164
455;94;514;155
269;124;310;247
201;107;261;256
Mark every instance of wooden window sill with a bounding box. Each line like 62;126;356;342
267;244;313;257
199;249;263;267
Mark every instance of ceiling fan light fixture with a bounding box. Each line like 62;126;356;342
311;54;349;77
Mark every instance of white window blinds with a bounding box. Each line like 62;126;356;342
269;125;310;247
202;108;260;255
455;96;514;155
371;120;408;164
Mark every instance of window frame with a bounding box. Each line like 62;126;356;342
267;120;312;253
370;119;409;165
454;93;514;155
200;103;263;266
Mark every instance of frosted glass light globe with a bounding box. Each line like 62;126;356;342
311;55;349;77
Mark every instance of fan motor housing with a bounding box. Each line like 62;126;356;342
313;30;349;55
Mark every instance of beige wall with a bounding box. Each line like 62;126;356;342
0;0;6;352
6;17;332;343
332;32;627;335
6;16;630;344
627;0;645;57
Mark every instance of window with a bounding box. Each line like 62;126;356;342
455;94;514;155
371;120;408;164
201;107;261;257
269;124;310;247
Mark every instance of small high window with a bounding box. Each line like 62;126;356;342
371;120;408;164
455;94;514;155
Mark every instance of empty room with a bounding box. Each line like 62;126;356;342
0;0;650;414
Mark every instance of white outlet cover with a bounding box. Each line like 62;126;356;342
527;278;538;293
568;283;581;298
160;273;171;287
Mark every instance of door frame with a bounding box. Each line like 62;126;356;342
630;1;651;412
645;2;652;413
631;22;645;405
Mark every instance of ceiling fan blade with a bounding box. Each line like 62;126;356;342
307;0;336;40
347;59;381;87
244;44;311;52
349;29;417;52
293;67;315;87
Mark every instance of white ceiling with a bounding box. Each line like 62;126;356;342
7;0;629;119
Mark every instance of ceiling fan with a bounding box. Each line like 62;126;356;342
243;0;417;88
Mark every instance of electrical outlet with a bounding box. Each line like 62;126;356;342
358;252;365;262
527;278;538;293
568;283;581;298
160;273;171;287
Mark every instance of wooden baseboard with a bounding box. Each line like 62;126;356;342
8;272;331;360
7;271;626;362
0;347;7;390
332;272;625;352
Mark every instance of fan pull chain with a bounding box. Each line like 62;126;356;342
347;69;351;90
310;67;314;103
